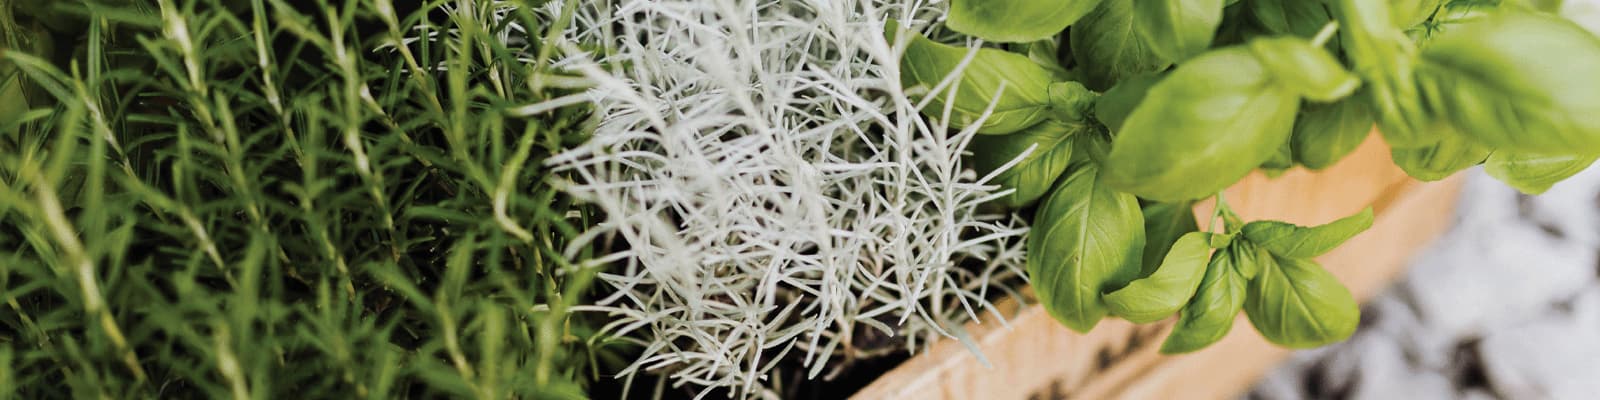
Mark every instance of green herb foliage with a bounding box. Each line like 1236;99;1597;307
904;0;1600;353
1;0;615;398
1026;162;1144;332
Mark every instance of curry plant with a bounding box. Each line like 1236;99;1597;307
898;0;1600;353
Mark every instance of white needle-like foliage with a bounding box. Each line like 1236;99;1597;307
549;0;1028;397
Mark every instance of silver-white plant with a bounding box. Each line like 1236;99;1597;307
548;0;1029;397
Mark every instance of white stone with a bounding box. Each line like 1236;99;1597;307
1342;338;1455;400
1403;219;1596;337
1477;304;1600;400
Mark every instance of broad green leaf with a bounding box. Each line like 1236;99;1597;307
1029;165;1146;333
1106;232;1212;323
1249;0;1334;38
1520;0;1564;13
1139;201;1200;276
1334;0;1434;148
1484;151;1600;195
1160;248;1247;354
1245;257;1360;348
1207;232;1235;248
948;0;1104;43
1047;81;1097;123
898;30;1056;134
1103;47;1300;201
1212;2;1253;47
1025;39;1075;80
1072;1;1174;90
1391;132;1490;181
1292;97;1374;170
1229;239;1269;279
1094;73;1161;133
1133;0;1227;62
1261;139;1294;177
1418;12;1600;154
1241;208;1374;259
1074;129;1115;165
968;120;1081;208
1247;37;1361;102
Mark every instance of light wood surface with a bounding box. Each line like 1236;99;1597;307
852;133;1465;400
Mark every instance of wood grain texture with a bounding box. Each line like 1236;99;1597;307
852;133;1465;400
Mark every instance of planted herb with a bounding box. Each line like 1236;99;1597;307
1105;232;1212;323
1485;151;1600;195
898;28;1058;134
1160;247;1248;354
968;119;1080;208
1292;96;1375;170
1;1;615;397
1241;208;1374;259
1028;163;1145;332
1244;255;1361;348
899;0;1600;353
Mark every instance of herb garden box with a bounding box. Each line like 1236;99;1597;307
854;133;1464;399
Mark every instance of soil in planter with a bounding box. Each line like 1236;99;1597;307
590;311;912;400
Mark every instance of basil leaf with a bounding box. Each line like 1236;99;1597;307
1139;201;1200;276
1207;232;1235;249
1390;132;1490;182
1160;248;1247;354
968;120;1080;208
1249;0;1333;38
1247;37;1362;103
1133;0;1228;62
1241;207;1374;259
1105;232;1212;323
1417;11;1600;154
1047;81;1097;123
1103;47;1300;201
1334;0;1433;148
1244;256;1360;348
1229;239;1268;279
1029;165;1146;333
1291;97;1374;170
899;30;1056;134
1484;151;1600;195
1072;1;1174;90
1074;129;1115;165
1094;73;1161;133
1025;39;1075;80
948;0;1104;43
1261;139;1294;177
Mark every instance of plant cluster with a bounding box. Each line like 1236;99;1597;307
553;0;1029;397
898;0;1600;353
1;0;612;398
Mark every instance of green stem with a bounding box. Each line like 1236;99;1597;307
1311;21;1340;48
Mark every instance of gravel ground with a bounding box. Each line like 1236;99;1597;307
1250;164;1600;400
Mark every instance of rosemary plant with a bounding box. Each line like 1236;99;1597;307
1;0;614;398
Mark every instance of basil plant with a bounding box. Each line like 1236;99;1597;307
893;0;1600;353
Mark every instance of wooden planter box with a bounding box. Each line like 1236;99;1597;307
853;133;1465;400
